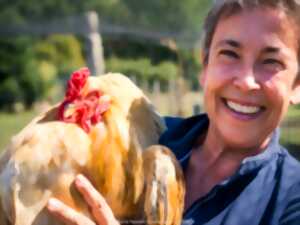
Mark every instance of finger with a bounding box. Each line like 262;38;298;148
75;174;119;225
47;198;96;225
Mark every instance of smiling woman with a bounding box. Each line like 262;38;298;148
201;6;299;151
159;0;300;225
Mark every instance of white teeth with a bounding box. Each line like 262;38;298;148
226;100;261;114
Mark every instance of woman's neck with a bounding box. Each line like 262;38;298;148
184;123;272;211
188;123;271;183
203;124;270;161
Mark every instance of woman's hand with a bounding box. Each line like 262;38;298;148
47;174;120;225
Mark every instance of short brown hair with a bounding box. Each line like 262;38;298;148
201;0;300;65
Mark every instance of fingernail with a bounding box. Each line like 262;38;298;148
76;174;87;186
47;198;61;211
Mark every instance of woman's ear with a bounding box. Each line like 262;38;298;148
290;79;300;104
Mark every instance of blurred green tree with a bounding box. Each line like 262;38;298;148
0;0;211;28
0;0;212;110
0;35;85;110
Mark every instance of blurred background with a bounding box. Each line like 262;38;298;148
0;0;299;159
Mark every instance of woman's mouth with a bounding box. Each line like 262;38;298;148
222;98;265;117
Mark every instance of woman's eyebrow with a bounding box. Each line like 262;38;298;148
216;39;241;49
262;47;280;54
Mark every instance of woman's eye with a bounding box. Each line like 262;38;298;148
263;58;281;65
262;58;285;70
219;50;239;59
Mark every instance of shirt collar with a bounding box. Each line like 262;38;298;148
160;114;284;173
237;128;283;177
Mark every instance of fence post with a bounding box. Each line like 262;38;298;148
85;11;105;75
168;79;176;115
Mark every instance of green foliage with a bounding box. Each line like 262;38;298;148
20;58;51;107
286;105;300;119
0;0;212;109
0;37;31;80
155;61;178;80
104;39;201;90
33;35;85;79
104;39;177;63
0;0;212;36
0;37;33;109
0;77;21;111
106;57;177;80
0;0;88;23
0;35;85;110
178;48;202;90
106;57;178;91
122;0;212;34
28;35;85;103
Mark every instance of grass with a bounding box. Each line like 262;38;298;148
0;110;36;151
285;105;300;120
280;106;300;159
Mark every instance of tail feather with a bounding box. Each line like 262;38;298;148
143;145;185;225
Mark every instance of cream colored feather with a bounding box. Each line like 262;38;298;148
0;73;185;225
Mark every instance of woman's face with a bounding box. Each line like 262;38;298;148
200;7;300;150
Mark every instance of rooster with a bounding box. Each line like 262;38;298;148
0;68;185;225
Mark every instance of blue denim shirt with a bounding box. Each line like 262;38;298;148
159;114;300;225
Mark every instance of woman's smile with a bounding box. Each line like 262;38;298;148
221;97;266;120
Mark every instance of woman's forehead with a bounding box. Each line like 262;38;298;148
212;7;298;51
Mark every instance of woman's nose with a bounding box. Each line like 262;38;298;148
232;68;260;92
